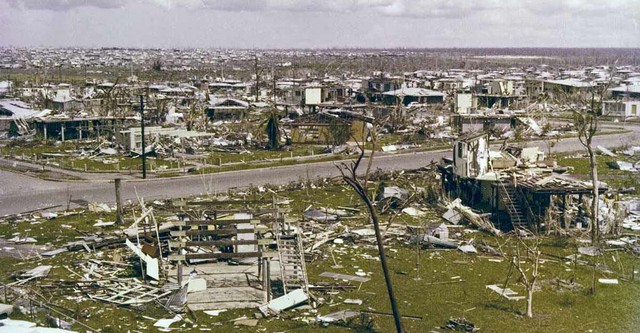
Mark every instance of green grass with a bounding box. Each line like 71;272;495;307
1;141;180;173
0;211;118;245
2;150;639;332
204;145;328;165
559;153;640;194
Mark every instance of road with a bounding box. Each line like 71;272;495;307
1;124;639;216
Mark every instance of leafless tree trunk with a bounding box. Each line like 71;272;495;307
336;123;403;333
512;238;541;318
561;71;615;244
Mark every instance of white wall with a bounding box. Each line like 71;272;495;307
305;87;322;105
456;93;473;114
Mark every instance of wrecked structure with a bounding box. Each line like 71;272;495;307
439;131;607;232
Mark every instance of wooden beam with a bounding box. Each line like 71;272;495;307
168;239;273;247
168;251;278;261
170;229;256;237
184;199;272;205
172;218;281;226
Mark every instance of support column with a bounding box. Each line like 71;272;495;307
266;259;271;302
262;258;268;302
562;195;568;231
115;178;123;224
578;194;584;229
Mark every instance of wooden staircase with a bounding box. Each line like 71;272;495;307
498;182;528;229
276;233;309;295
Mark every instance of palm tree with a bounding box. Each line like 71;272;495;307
264;110;281;150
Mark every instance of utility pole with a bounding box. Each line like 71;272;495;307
115;178;123;224
254;56;260;102
140;95;146;179
272;64;277;106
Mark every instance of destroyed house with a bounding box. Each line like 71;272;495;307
164;202;309;311
381;87;445;106
280;86;305;106
542;79;595;95
474;93;524;109
303;85;352;108
356;77;402;103
494;174;608;231
284;111;369;144
440;132;604;231
361;77;401;93
207;81;251;94
118;126;215;152
0;100;38;132
206;98;250;120
33;117;128;141
610;85;640;99
452;132;490;179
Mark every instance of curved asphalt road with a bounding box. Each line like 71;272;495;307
1;123;639;216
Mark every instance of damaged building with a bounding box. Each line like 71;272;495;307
439;132;607;232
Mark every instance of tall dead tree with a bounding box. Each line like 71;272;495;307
336;124;404;333
565;76;614;244
574;93;601;244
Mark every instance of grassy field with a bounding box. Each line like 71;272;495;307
1;166;639;332
559;153;640;195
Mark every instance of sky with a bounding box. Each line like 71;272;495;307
0;0;639;49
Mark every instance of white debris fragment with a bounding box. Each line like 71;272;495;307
598;278;619;285
154;315;183;329
203;309;227;316
355;270;367;277
344;299;363;305
458;244;478;254
402;207;426;217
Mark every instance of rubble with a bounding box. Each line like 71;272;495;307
442;317;479;332
153;315;183;330
0;304;13;317
0;43;638;333
458;244;478;254
598;278;619;285
14;266;52;284
303;208;338;222
607;160;638;171
621;146;640;156
0;319;77;333
578;247;602;257
486;284;526;301
446;199;502;236
597;146;617;157
317;310;360;324
125;239;160;280
319;272;370;283
402;207;426;217
203;309;227;316
259;289;308;316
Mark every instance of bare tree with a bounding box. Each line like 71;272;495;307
151;58;163;72
567;80;614;244
336;123;404;333
511;237;542;318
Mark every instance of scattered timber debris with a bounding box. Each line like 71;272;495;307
486;284;526;301
446;199;502;236
442;317;479;332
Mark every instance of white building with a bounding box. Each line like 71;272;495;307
602;100;640;119
119;126;214;152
